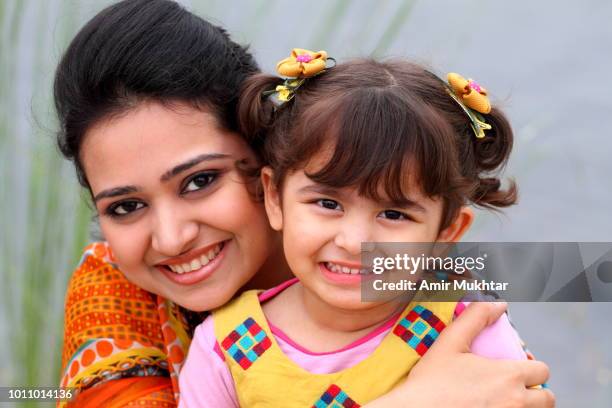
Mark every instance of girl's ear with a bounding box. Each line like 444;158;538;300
261;166;283;231
437;206;474;242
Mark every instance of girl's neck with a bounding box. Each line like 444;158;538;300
297;284;406;333
263;281;408;353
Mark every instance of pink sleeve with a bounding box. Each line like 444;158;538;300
454;302;527;360
178;316;239;408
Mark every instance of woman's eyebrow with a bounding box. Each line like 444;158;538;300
160;153;229;182
94;186;139;202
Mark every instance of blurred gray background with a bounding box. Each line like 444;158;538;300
1;0;611;406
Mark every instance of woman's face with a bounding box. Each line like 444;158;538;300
81;101;276;311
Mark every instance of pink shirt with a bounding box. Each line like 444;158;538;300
179;280;526;408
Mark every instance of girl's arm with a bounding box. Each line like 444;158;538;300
178;317;239;408
365;302;555;408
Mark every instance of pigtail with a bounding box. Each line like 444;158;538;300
237;73;282;153
469;107;518;208
235;73;283;200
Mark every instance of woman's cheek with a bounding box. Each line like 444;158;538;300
100;221;148;275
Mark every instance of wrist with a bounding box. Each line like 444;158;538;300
364;382;422;408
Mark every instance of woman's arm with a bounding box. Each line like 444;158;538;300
365;302;555;408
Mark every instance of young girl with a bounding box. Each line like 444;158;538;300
179;50;536;407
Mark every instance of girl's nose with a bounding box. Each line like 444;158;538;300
333;218;373;256
151;205;199;256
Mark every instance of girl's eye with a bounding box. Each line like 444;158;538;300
182;172;217;194
107;201;145;217
379;210;409;221
317;199;342;211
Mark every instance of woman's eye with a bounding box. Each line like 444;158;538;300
107;201;145;217
317;199;342;211
379;210;409;221
182;172;217;193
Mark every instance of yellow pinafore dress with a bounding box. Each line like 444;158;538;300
213;290;457;407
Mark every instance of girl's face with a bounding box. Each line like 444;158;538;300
81;101;277;311
261;156;473;311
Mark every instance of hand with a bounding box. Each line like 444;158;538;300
366;302;555;408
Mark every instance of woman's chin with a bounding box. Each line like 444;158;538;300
165;287;232;312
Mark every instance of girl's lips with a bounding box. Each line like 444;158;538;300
158;240;229;285
319;262;366;286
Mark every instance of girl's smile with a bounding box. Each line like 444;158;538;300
319;261;370;286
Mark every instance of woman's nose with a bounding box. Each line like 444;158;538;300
151;205;199;256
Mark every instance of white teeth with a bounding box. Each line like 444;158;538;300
166;243;224;274
326;262;369;275
200;254;210;266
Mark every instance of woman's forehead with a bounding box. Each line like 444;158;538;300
80;101;248;194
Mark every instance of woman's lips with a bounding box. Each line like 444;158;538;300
157;240;229;285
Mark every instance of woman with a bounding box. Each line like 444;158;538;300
55;0;553;407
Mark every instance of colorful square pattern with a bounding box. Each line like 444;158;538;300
221;317;272;370
312;384;360;408
393;305;446;356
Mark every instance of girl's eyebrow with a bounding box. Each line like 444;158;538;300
297;184;340;197
298;183;427;213
379;198;427;213
160;153;230;182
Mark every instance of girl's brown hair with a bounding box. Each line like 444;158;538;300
238;59;517;230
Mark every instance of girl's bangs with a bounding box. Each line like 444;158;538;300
297;87;459;205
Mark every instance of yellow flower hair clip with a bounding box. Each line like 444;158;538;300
264;48;333;107
276;48;328;78
446;73;492;138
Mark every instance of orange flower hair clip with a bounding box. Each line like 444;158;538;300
446;73;492;138
276;48;328;78
264;48;333;107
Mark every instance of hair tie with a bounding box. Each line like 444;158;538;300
446;72;492;138
263;48;333;108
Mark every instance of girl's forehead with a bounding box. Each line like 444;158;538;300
301;147;431;198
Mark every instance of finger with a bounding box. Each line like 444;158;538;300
511;359;550;387
524;388;556;408
431;301;508;353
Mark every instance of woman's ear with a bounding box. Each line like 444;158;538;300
260;166;283;231
437;206;474;242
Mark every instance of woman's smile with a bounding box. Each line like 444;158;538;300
80;101;278;311
156;239;229;285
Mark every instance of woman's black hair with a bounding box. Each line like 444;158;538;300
54;0;259;188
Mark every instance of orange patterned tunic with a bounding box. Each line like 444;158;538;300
59;242;205;407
